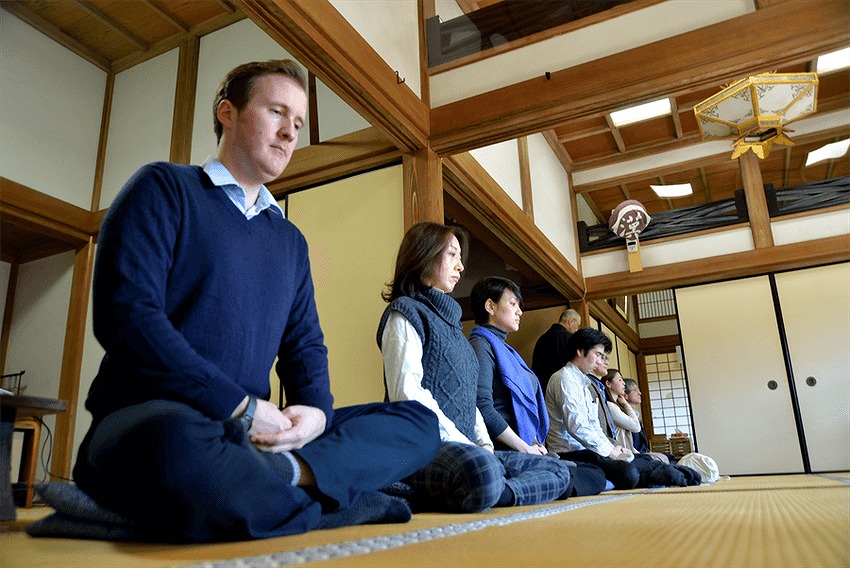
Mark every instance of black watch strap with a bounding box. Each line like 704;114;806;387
240;396;257;430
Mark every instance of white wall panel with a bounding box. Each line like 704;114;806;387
430;0;753;106
677;277;804;475
330;0;421;98
100;49;178;209
0;11;105;209
5;252;75;481
316;78;371;141
771;209;850;247
527;133;577;267
470;140;522;208
582;227;755;277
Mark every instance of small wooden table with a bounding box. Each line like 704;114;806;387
0;395;68;521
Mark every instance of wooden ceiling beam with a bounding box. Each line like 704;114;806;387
73;0;149;51
235;0;429;153
443;152;586;299
584;234;850;300
430;0;850;155
543;130;573;172
142;0;189;33
573;124;850;194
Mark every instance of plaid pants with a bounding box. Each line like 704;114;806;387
399;442;571;513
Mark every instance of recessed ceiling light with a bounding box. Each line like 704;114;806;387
805;139;850;167
816;47;850;74
650;183;693;198
610;98;672;127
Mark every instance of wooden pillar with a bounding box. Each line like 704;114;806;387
517;136;534;221
52;238;95;478
403;147;444;228
571;299;590;329
739;150;774;249
0;263;19;374
170;35;200;165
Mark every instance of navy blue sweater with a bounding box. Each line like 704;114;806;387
86;162;334;424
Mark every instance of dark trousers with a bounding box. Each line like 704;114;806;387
558;449;639;490
73;399;439;541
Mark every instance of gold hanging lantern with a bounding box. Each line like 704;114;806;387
693;72;818;159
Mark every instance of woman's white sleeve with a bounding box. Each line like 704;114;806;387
381;311;473;445
608;400;641;433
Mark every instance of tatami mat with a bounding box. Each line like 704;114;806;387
2;474;848;568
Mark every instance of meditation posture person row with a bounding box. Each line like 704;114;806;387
377;224;573;512
31;58;705;545
544;328;701;489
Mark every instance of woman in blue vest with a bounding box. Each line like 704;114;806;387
469;276;607;497
377;222;571;513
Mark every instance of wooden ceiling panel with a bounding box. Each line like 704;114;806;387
563;132;620;161
618;117;677;147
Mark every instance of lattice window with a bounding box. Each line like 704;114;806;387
636;289;676;320
645;351;693;438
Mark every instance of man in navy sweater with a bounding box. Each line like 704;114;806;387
72;60;440;542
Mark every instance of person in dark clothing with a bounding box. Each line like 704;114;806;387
71;60;440;542
531;308;581;392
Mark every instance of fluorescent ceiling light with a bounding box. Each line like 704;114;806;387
651;183;693;198
805;139;850;166
610;98;672;127
816;47;850;74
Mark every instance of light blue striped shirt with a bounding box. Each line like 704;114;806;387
201;157;284;220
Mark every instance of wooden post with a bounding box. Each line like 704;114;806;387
52;239;95;479
403;147;444;228
739;150;774;249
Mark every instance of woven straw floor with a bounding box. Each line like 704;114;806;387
2;473;848;568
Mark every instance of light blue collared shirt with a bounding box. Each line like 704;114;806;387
201;157;284;220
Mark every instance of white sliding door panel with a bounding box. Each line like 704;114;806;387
676;277;804;475
774;263;850;472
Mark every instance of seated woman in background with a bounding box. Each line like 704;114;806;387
469;276;606;497
603;370;667;463
623;378;651;454
377;222;572;513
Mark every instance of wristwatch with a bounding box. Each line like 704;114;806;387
239;396;257;430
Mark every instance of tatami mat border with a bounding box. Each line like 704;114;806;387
188;492;648;568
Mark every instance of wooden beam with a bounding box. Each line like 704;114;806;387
267;127;402;196
739;150;774;248
430;0;850;154
52;238;95;479
443;152;586;299
517;137;534;221
543;129;573;172
589;298;640;352
0;263;18;374
73;0;149;51
584;234;850;299
641;334;681;354
0;178;94;245
169;36;200;165
91;71;114;212
141;0;189;33
403;147;444;228
605;115;626;154
235;0;429;153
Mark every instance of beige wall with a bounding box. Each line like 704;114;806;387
281;165;404;407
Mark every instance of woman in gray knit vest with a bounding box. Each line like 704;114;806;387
376;222;572;512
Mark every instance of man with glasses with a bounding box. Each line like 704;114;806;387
544;328;640;490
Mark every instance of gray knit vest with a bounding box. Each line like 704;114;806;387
377;288;478;441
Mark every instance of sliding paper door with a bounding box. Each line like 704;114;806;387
676;276;804;475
